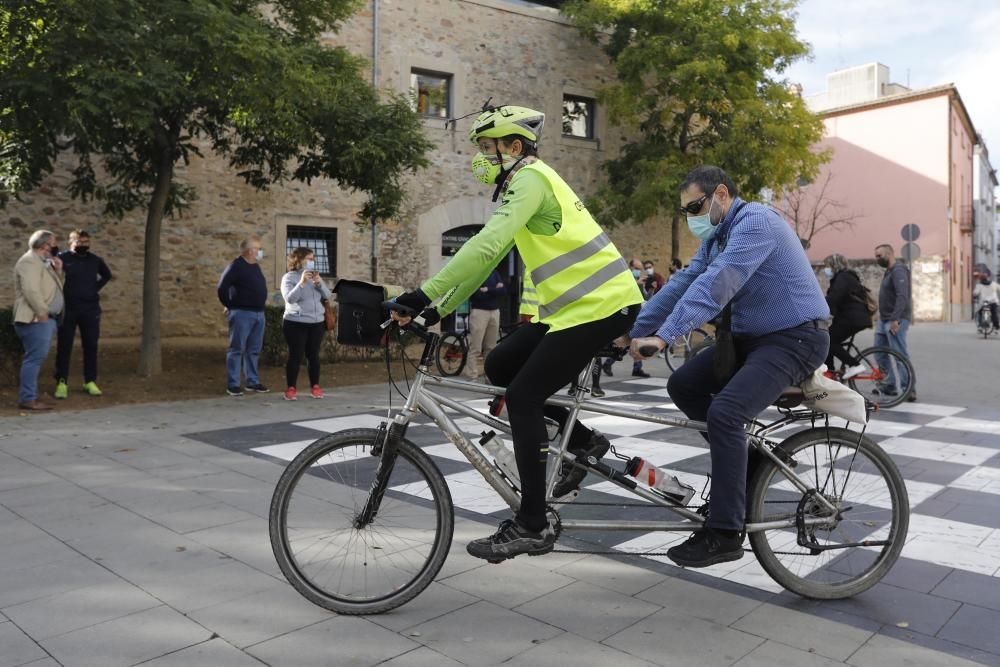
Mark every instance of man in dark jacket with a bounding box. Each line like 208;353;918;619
822;253;871;378
54;230;112;398
218;237;269;396
874;243;916;401
465;268;505;379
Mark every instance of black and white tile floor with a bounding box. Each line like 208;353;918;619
187;377;1000;664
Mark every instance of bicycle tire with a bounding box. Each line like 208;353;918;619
665;328;712;372
849;346;915;408
747;427;908;599
435;333;468;377
269;428;454;615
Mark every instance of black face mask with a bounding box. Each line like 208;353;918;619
75;246;90;255
876;257;889;268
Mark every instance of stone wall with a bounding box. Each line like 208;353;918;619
814;256;946;322
0;0;686;338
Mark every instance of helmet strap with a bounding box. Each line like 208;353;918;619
490;153;534;202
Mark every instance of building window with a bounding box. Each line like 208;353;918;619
410;69;451;118
286;226;337;276
562;95;595;139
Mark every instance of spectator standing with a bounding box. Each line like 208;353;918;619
874;244;916;402
465;268;505;380
53;230;112;399
13;230;64;410
217;237;269;396
630;257;652;378
821;253;870;378
669;258;683;275
642;260;667;296
280;247;332;401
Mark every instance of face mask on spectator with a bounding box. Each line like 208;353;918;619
305;260;316;271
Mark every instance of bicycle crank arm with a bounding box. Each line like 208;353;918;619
796;537;892;552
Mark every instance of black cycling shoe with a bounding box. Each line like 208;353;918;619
667;527;744;568
552;430;611;498
591;386;606;398
466;517;556;562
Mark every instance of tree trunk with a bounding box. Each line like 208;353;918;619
671;214;680;261
137;150;174;377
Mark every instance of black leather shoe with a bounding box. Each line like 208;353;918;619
667;528;744;568
632;369;651;378
601;359;614;377
552;430;610;497
907;391;918;402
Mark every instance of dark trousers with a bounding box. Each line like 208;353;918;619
485;305;638;531
55;308;101;383
667;324;829;531
825;320;867;368
283;320;325;388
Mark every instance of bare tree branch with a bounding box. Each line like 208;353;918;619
775;171;859;249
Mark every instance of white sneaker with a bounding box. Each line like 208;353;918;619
842;363;867;380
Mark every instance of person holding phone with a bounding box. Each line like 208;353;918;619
280;247;332;401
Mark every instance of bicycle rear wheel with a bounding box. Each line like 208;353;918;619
269;428;454;614
747;427;908;599
666;328;712;371
849;346;914;408
436;333;468;377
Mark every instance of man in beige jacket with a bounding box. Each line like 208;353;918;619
13;230;64;410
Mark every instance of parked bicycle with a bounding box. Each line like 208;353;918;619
664;326;714;371
269;306;908;614
823;334;914;409
435;320;524;377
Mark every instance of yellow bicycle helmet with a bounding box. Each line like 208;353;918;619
468;105;545;147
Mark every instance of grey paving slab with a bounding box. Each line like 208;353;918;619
635;574;764;626
440;558;575;609
937;604;1000;655
139;637;266;666
367;580;479;633
186;582;333;649
931;568;1000;612
246;616;418;667
0;553;119;609
0;462;60;494
604;607;764;667
876;555;952;594
504;631;658;667
847;633;986;667
132;558;279;613
40;605;211;667
141;459;232;481
184;517;280;577
0;534;81;576
103;444;204;471
514;580;661;642
150;500;259;534
377;646;466;667
405;600;563;665
3;579;160;641
553;554;666;596
822;582;963;636
19;659;61;667
732;603;874;662
732;639;844;667
0;620;47;667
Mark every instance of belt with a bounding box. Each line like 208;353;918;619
802;319;829;331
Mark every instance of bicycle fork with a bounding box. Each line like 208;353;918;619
354;421;402;528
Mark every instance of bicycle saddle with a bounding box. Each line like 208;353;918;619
773;386;805;409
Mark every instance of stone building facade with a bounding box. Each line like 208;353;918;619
1;0;697;339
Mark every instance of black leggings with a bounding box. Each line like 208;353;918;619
283;320;325;388
825;320;867;369
485;304;638;530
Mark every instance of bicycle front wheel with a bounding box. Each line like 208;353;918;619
849;346;915;408
269;428;454;614
747;427;908;599
666;328;712;371
435;333;468;377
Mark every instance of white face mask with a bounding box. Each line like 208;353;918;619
255;249;264;261
645;268;654;276
305;259;316;271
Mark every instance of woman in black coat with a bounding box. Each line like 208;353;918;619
823;254;872;377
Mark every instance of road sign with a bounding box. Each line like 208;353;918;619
901;242;921;262
901;224;921;242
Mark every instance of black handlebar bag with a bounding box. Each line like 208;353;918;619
332;280;387;347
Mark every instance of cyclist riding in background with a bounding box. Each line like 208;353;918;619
622;165;830;569
822;253;872;379
974;273;1000;330
391;105;644;561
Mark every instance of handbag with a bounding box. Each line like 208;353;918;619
320;298;337;332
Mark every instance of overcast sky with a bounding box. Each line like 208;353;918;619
785;0;1000;170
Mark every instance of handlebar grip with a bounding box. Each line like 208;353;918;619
383;300;417;317
639;345;659;358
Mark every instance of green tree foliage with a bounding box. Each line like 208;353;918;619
563;0;827;252
0;0;430;374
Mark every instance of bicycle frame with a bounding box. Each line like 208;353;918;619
384;327;841;535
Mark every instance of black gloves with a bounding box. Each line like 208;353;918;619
419;308;441;327
394;288;431;315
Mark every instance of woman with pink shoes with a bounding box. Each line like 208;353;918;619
280;247;332;400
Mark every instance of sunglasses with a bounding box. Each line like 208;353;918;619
679;193;710;216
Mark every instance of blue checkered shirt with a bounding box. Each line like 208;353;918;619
630;197;830;342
